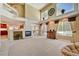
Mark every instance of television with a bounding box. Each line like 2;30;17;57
25;31;31;36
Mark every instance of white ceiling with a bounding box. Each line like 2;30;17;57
28;3;49;10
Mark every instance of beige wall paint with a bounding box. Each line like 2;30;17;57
73;16;79;42
47;21;57;31
39;3;79;42
9;4;25;17
56;16;79;42
40;3;57;33
40;3;56;19
25;4;40;21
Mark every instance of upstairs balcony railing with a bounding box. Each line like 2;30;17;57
0;3;18;16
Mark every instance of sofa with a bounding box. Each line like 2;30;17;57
61;42;79;56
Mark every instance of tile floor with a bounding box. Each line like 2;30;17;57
0;37;71;56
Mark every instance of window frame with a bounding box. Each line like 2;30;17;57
56;3;75;16
57;19;73;36
41;10;48;20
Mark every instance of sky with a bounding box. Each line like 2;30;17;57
57;3;74;13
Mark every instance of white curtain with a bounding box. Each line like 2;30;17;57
57;18;73;36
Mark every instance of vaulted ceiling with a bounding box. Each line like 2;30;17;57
27;3;49;10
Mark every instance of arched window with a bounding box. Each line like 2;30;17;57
41;23;47;36
56;3;74;16
57;19;73;36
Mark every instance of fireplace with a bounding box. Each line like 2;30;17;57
13;31;23;40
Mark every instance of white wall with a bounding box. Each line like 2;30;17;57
25;18;39;36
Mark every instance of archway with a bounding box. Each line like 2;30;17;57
41;23;47;37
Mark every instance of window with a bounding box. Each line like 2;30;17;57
56;3;74;16
41;10;48;20
57;19;72;36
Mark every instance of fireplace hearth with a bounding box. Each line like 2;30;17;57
13;31;23;40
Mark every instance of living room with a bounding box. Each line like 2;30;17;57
0;3;79;56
